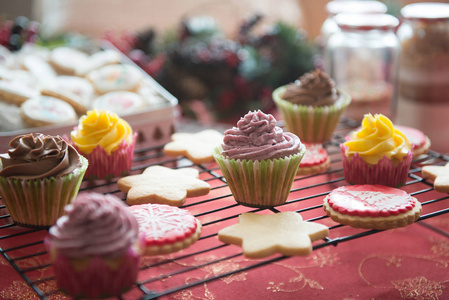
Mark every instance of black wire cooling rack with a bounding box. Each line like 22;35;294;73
1;118;449;299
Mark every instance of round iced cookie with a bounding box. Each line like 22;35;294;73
127;203;202;256
395;125;431;158
20;96;77;127
54;76;94;102
49;47;89;75
297;143;331;175
323;184;422;230
21;54;57;86
86;64;143;95
0;80;40;105
75;49;121;76
92;91;145;116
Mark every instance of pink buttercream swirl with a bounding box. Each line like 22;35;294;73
221;110;304;161
47;192;139;258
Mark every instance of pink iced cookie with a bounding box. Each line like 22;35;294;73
297;143;331;175
323;184;421;230
128;203;202;255
395;125;431;158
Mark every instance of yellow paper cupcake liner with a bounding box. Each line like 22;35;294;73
0;156;88;228
213;146;305;208
273;86;351;143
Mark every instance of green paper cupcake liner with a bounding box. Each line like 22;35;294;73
213;146;305;208
0;156;88;228
273;86;351;143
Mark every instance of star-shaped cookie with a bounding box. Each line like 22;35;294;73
117;166;210;206
422;162;449;193
218;212;329;258
163;129;224;164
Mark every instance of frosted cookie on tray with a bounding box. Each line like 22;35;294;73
86;64;143;95
92;91;145;116
297;143;331;175
128;203;202;255
41;88;88;115
49;46;89;75
117;165;210;206
0;80;40;105
75;49;121;76
218;212;329;258
164;129;224;164
21;54;57;86
323;184;422;230
395;125;431;158
20;96;77;127
422;162;449;193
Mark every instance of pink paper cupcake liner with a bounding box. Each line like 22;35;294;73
48;246;140;299
73;133;137;180
340;144;412;187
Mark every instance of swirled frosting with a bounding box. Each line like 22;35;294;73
0;133;82;179
282;69;339;106
344;114;411;165
221;110;304;160
70;110;133;155
48;192;139;258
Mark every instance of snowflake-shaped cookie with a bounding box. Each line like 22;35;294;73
422;162;449;193
128;203;202;255
163;129;224;164
117;166;210;206
218;212;329;258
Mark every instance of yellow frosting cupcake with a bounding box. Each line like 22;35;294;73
341;113;413;187
71;110;136;180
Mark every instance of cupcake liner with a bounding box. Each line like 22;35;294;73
0;156;87;228
213;146;305;208
340;144;412;187
273;86;351;143
74;133;137;180
47;245;140;299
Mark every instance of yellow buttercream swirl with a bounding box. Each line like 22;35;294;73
344;114;411;165
71;110;133;155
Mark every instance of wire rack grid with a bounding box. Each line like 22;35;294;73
0;118;448;299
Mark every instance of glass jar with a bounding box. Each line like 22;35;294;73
396;2;449;153
320;0;387;46
324;13;400;122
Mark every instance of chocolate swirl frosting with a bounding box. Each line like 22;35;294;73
48;193;139;258
0;133;82;179
221;110;303;161
282;69;339;106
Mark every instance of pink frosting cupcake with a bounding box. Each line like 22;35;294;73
45;192;140;298
341;113;412;187
213;110;306;207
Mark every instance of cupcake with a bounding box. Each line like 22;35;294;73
0;133;88;228
213;110;306;208
70;110;136;180
341;113;412;187
272;69;351;143
45;192;140;299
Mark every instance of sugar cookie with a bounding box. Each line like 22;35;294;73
41;88;88;115
422;162;449;193
323;185;422;230
297;143;331;175
20;96;77;127
49;47;89;75
117;165;210;206
92;91;145;116
87;64;142;95
163;129;224;164
75;49;121;76
0;80;40;105
218;212;329;258
128;203;202;255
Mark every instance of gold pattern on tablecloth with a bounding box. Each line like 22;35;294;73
0;281;40;300
266;263;324;293
392;276;445;300
306;247;340;268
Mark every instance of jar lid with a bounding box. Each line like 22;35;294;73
326;0;387;16
401;2;449;21
335;13;399;31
